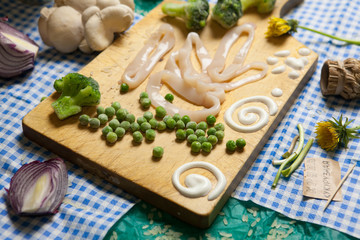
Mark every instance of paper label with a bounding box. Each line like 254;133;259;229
303;158;342;201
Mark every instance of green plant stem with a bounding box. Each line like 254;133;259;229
281;138;314;178
298;25;360;45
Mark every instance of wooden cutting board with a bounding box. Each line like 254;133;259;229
23;0;317;228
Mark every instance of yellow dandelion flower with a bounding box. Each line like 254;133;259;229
265;17;292;38
315;121;339;151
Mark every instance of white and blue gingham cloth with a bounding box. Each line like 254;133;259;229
1;0;360;239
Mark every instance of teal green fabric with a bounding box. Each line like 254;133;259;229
134;0;163;15
104;198;356;239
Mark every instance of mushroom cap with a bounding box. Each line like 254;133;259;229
38;7;56;47
55;0;97;12
84;5;134;51
47;6;84;53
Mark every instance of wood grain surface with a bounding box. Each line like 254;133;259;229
23;0;317;228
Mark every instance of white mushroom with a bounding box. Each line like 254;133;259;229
84;5;134;51
55;0;97;12
38;6;84;53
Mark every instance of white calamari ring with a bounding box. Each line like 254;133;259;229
224;96;278;133
172;161;227;201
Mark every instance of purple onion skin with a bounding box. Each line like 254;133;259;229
7;158;68;216
0;21;39;78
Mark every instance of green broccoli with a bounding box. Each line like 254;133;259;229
211;0;243;29
241;0;276;14
161;0;210;31
51;73;101;120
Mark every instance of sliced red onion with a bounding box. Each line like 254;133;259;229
7;158;68;215
0;21;39;78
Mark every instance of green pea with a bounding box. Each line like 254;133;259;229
106;132;118;143
215;130;225;141
102;125;113;136
116;109;128;121
97;106;105;115
109;119;120;130
173;113;181;122
175;129;186;140
132;131;143;143
105;107;115;118
145;129;156;141
215;123;225;131
140;122;151;132
185;128;194;137
166;118;176;129
198;136;208;144
115;127;126;138
125;113;136;123
226;140;236;151
181;115;191;125
153;146;164;158
139;91;148;99
236;138;246;149
163;115;171;123
207;135;218;146
111;101;121;111
207;127;217;136
130;122;140;132
98;113;108;125
40;96;47;102
120;121;130;131
206;115;216;126
155;106;167;119
157;121;167;131
165;93;174;103
149;119;158;129
186;121;197;131
195;129;205;137
140;98;151;109
143;111;153;121
196;121;208;131
191;141;202;153
176;120;185;129
79;114;90;126
89;118;100;128
137;116;147;125
120;83;129;93
187;134;197;144
201;142;212;153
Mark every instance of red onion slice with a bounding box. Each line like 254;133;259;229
7;158;68;215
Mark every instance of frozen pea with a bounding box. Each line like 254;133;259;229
120;83;129;93
157;121;167;131
173;113;181;122
207;135;218;146
79;114;90;126
191;141;201;153
115;127;126;138
165;93;174;103
139;91;148;99
106;132;118;143
166;118;176;129
116;109;128;121
149;119;158;129
163;115;171;123
109;119;120;130
140;122;151;132
102;126;113;136
105;107;116;118
201;142;212;153
125;113;135;123
215;123;225;131
97;106;105;115
98;113;108;125
176;120;185;129
196;121;208;131
111;101;121;111
89;118;100;128
186;121;197;131
145;129;156;141
153;146;164;158
140;98;151;109
207;127;216;136
215;130;225;141
132;131;143;143
175;129;187;140
236;138;246;149
120;121;130;131
185;128;194;137
181;115;191;125
155;106;166;119
195;129;205;137
130;122;140;132
197;136;208;144
137;116;147;125
206;115;216;125
226;140;236;151
187;134;197;144
143;111;153;121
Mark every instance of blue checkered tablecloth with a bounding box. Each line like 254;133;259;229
0;0;360;239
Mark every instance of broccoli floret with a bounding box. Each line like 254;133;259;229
51;73;101;120
241;0;276;14
161;0;210;31
211;0;243;29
